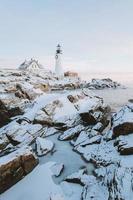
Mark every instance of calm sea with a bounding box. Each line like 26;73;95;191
80;72;133;111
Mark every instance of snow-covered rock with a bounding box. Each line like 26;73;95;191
34;110;53;126
0;121;43;153
43;127;59;137
50;163;64;177
95;164;133;200
0;69;86;128
81;176;109;200
2;69;129;199
115;134;133;155
64;168;88;186
86;78;123;90
0;146;38;194
112;104;133;137
58;125;85;141
36;137;54;156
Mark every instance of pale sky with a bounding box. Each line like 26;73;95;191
0;0;133;73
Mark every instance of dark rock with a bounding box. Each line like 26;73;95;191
80;113;97;125
0;99;23;128
113;122;133;138
115;135;133;155
0;147;38;194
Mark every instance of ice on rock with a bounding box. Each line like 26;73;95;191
36;137;54;156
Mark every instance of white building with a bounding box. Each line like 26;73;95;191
55;44;64;78
19;59;43;71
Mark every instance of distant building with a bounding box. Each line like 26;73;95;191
55;44;64;78
64;71;78;78
19;58;43;71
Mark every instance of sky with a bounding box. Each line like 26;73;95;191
0;0;133;73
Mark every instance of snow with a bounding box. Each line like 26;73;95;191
1;162;84;200
60;181;82;200
22;89;101;125
1;162;65;200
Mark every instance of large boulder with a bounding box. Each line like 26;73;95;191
112;104;133;138
0;146;38;194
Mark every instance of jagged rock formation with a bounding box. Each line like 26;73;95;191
0;88;111;194
0;69;84;127
86;78;123;90
0;69;132;199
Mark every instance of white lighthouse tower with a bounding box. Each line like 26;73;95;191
55;44;64;78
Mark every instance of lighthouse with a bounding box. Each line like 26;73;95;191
55;44;64;78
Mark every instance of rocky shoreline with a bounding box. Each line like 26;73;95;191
0;69;132;200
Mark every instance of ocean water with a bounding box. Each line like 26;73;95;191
80;72;133;85
80;72;133;111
